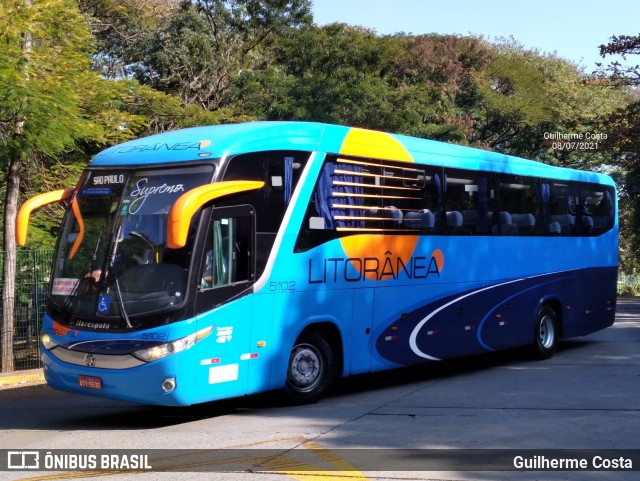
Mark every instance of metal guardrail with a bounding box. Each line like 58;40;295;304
0;250;54;371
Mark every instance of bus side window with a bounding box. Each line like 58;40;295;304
201;215;252;289
496;175;539;236
443;169;492;235
549;183;577;236
581;186;614;235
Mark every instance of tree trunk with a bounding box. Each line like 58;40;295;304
1;0;31;372
1;156;22;372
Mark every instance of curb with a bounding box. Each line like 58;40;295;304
0;369;45;388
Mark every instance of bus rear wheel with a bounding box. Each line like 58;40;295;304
284;331;336;404
531;305;559;360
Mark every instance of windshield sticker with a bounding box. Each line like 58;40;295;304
52;278;79;296
81;187;112;196
120;200;131;216
93;174;125;185
97;296;111;314
127;178;185;214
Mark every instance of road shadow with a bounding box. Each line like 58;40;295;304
0;337;601;432
3;298;636;431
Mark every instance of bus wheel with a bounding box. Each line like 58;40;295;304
531;305;559;360
284;331;336;404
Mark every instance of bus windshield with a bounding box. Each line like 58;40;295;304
51;165;214;326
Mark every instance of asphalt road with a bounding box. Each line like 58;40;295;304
0;299;638;481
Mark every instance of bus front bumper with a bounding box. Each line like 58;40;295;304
41;347;195;407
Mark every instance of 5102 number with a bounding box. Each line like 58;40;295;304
269;281;296;292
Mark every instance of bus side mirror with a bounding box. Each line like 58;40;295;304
166;180;264;249
16;188;74;246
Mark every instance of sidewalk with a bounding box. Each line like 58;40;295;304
0;368;45;389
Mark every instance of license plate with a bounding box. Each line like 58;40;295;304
78;375;102;390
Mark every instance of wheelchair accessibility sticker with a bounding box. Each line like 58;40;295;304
97;296;111;314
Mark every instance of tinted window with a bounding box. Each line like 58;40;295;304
296;156;615;249
444;170;493;235
496;175;540;235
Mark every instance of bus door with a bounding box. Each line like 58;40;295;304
195;205;256;398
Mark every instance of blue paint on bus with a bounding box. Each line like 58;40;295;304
26;122;617;406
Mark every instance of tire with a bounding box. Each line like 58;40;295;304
531;305;559;360
283;331;337;404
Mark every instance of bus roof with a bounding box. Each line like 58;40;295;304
91;121;613;186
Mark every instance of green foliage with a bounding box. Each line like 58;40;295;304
390;34;491;141
0;0;255;252
0;1;637;268
239;26;480;138
593;34;640;272
471;41;630;165
618;276;640;297
89;0;312;110
234;24;426;132
0;0;101;160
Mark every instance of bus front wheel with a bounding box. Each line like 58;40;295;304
531;305;559;360
284;331;336;404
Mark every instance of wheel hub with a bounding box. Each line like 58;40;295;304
539;315;555;349
289;345;323;390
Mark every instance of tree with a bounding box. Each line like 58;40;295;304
78;0;182;79
0;0;106;371
87;0;312;110
471;41;629;165
234;24;404;128
386;34;492;141
595;34;640;272
596;34;640;86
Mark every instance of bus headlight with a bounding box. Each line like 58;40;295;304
41;333;58;350
132;326;212;362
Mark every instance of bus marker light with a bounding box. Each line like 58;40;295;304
196;326;213;341
257;341;266;348
200;358;221;365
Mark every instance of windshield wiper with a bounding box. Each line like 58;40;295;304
110;275;133;329
105;225;133;328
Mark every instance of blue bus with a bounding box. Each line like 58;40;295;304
17;122;618;406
